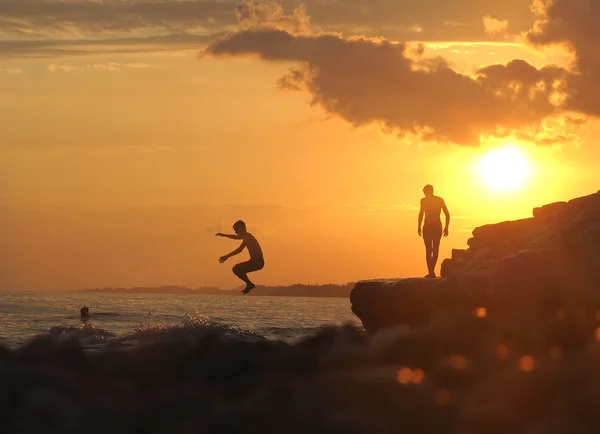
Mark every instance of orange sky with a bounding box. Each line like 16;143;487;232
1;0;599;290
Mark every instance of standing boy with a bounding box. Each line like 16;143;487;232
418;185;450;278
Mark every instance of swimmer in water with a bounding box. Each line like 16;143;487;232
216;220;265;294
80;306;90;321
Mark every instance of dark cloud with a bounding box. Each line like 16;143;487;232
202;0;600;146
527;0;600;116
236;0;310;33
205;27;565;145
5;0;600;147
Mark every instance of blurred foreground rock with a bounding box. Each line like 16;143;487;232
4;316;600;434
351;190;600;333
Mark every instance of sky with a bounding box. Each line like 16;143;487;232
1;0;599;290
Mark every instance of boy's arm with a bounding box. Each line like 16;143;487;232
442;200;450;236
219;241;246;263
216;233;242;240
418;199;424;236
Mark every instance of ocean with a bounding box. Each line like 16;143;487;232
0;291;361;349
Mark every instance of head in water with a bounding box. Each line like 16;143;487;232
233;220;247;235
80;306;89;318
423;184;434;197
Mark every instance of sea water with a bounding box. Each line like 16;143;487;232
0;292;361;349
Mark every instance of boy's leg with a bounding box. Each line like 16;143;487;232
233;260;264;293
431;234;442;276
233;262;253;286
423;232;434;277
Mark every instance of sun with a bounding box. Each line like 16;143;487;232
477;146;532;192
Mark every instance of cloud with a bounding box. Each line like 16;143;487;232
202;0;600;147
0;32;224;58
87;62;121;72
204;1;570;146
526;0;600;116
123;62;164;69
4;0;599;148
235;0;310;34
0;0;235;38
47;62;120;72
295;0;534;41
48;63;78;72
0;0;233;57
0;67;22;74
206;30;561;145
483;16;509;36
47;62;162;72
0;0;536;58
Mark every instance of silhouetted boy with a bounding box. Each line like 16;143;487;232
418;185;450;278
217;220;264;294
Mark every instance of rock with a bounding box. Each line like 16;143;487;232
440;259;455;278
471;218;537;244
451;249;474;262
452;260;497;295
533;201;568;220
351;191;600;333
533;191;600;222
350;278;468;332
467;237;487;250
13;387;80;433
6;313;600;433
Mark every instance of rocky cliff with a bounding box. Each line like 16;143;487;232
351;191;600;333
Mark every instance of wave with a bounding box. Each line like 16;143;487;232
88;312;122;317
45;312;264;350
257;325;341;341
48;324;119;346
65;312;123;320
123;312;264;344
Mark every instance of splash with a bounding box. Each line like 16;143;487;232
48;323;118;346
129;311;263;344
45;311;263;351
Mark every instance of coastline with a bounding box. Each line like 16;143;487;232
73;283;354;298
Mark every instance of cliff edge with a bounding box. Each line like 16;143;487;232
351;191;600;333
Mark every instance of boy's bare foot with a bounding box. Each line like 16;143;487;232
241;283;256;294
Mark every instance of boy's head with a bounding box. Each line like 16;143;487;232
233;220;247;235
423;184;434;197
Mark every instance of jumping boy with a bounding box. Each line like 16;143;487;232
216;220;264;294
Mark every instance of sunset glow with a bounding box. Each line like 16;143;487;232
0;0;597;291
